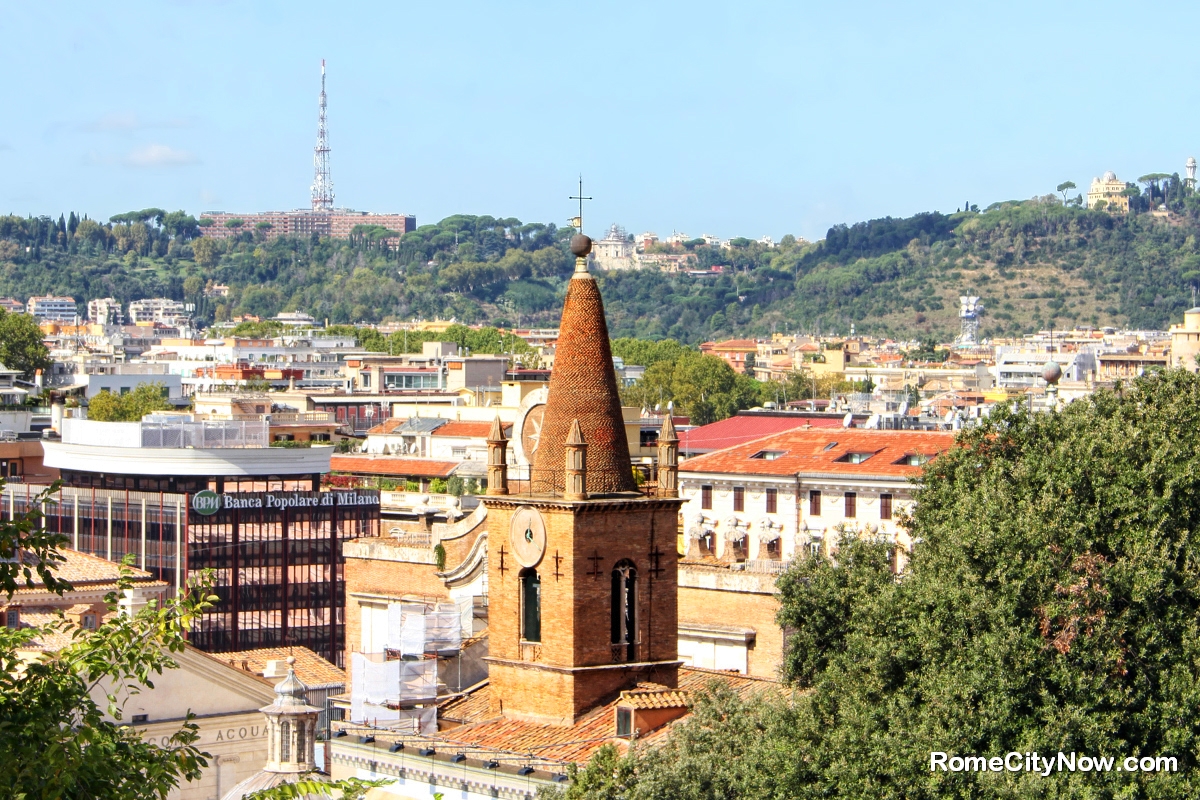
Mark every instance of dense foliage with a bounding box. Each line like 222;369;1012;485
8;190;1200;342
554;369;1200;798
0;483;218;798
87;383;175;421
0;309;51;380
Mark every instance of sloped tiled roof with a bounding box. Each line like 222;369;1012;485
11;547;157;587
679;413;841;455
432;421;511;439
433;667;773;766
365;418;448;436
619;683;689;709
213;645;346;688
706;339;758;350
330;455;459;478
681;428;956;478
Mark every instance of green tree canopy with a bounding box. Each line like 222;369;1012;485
0;309;52;381
87;383;174;421
0;483;217;798
773;369;1200;797
621;351;759;424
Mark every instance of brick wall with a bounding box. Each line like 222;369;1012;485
678;583;783;679
484;496;683;723
343;552;450;664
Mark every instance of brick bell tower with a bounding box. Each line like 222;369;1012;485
483;232;685;726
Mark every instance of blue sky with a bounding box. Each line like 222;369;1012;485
3;1;1199;242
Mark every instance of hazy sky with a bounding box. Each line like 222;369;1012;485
4;1;1199;242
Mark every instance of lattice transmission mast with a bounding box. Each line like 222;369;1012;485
310;59;335;212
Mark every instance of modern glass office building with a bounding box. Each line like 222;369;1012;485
24;416;382;665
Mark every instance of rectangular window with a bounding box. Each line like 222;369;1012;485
880;493;892;520
733;486;744;512
701;485;712;510
809;490;821;517
5;610;17;628
616;707;633;737
82;614;97;629
765;488;777;514
845;492;857;519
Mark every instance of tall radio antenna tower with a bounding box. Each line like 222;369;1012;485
310;59;334;212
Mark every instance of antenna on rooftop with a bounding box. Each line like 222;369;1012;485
311;59;334;212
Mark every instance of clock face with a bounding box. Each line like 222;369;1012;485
509;507;547;568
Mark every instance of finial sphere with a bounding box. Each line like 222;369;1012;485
569;234;592;257
1043;361;1062;385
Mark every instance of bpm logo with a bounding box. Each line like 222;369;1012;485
192;490;221;516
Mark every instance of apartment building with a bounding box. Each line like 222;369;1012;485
26;295;78;322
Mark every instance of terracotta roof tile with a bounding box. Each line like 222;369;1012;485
680;413;843;455
532;272;636;494
432;421;510;439
430;667;774;766
213;645;346;688
681;428;956;478
619;689;689;709
11;548;156;588
330;455;459;478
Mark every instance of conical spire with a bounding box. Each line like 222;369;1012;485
488;414;506;443
660;413;678;443
486;414;509;496
565;418;585;446
531;264;637;495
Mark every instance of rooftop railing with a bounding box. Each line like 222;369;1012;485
61;417;270;449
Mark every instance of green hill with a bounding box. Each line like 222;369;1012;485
4;197;1200;343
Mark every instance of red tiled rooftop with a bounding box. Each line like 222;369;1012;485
330;455;459;478
680;413;845;455
432;421;511;439
213;645;346;688
433;667;773;766
680;428;957;478
12;547;157;587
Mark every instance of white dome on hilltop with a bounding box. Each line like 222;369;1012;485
1103;170;1117;182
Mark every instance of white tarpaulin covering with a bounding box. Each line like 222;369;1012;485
351;653;399;705
350;698;401;724
352;652;439;709
456;595;474;638
426;603;462;653
398;658;438;702
389;602;462;655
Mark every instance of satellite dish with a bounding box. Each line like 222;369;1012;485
898;400;909;416
667;400;674;412
842;412;853;428
654;403;661;412
944;410;956;424
865;414;880;429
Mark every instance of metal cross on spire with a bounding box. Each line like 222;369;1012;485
568;176;592;234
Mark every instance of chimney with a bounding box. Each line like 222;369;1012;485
563;419;588;501
486;415;509;496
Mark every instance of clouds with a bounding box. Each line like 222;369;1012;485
123;144;199;168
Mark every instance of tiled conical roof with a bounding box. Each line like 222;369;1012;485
532;269;637;494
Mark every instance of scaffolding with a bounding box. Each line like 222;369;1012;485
390;601;463;656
